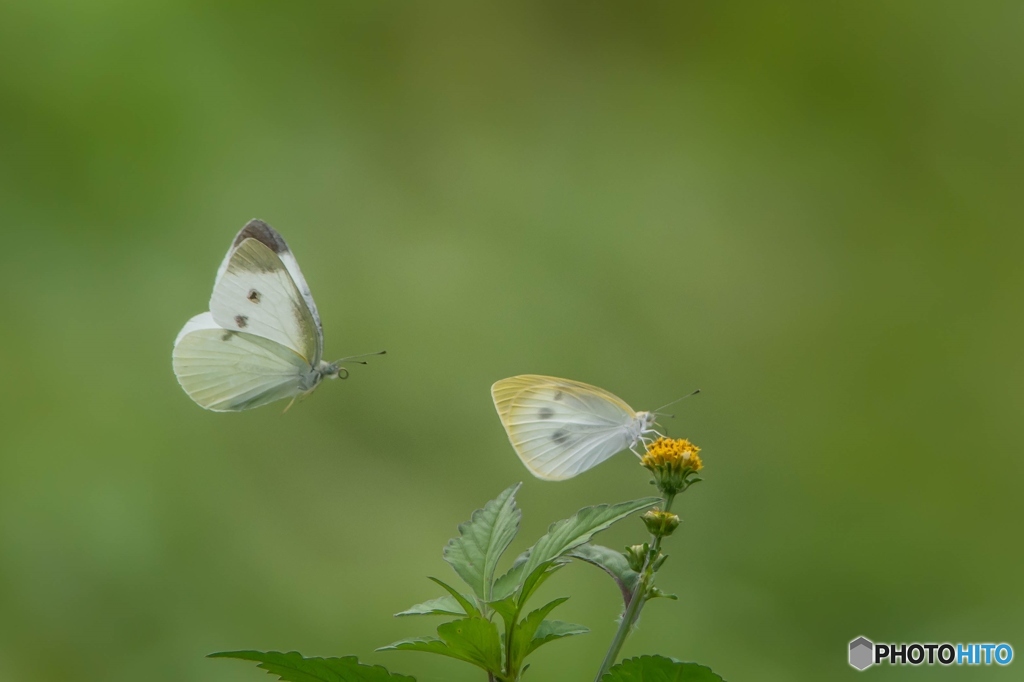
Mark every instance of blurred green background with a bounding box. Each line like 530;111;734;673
2;2;1022;680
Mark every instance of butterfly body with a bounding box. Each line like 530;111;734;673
173;220;349;412
491;375;660;480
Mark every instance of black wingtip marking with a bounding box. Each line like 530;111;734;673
234;219;289;254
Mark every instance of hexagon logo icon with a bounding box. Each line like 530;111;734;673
849;636;874;670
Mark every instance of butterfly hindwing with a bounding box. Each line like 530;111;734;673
209;235;321;366
491;375;640;480
172;312;313;412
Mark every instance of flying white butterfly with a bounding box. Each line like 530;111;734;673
491;375;696;481
172;219;382;412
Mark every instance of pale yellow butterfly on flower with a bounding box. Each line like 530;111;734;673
491;375;698;481
172;219;383;412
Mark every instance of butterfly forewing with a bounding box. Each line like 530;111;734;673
209;237;321;366
217;220;324;341
491;375;641;481
172;312;313;411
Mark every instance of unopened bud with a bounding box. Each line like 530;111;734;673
624;544;648;572
641;509;680;537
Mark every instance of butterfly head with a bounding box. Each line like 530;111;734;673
318;361;348;381
634;410;661;438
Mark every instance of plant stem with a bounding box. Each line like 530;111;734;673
593;492;676;682
504;620;514;679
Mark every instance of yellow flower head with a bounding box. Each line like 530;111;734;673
641;437;702;474
641;437;703;495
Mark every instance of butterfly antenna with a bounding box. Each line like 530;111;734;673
653;388;701;416
332;350;387;366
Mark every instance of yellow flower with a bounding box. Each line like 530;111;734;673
641;437;703;495
641;437;702;473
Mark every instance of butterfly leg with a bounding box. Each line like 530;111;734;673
636;432;660;453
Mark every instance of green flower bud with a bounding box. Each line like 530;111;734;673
624;544;648;572
641;509;680;538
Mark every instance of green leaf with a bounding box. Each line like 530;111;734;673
444;483;523;600
517;560;567;607
493;500;653;603
601;655;725;682
569;544;640;608
395;594;466;617
436;618;503;673
377;639;457;662
426;577;480;618
520;498;661;582
490;551;529;600
510;597;584;668
527;620;589;657
647;586;678;601
379;618;503;675
208;651;415;681
492;553;570;603
488;595;518;633
510;597;565;664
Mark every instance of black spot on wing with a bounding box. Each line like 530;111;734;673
234;219;290;254
551;429;570;445
553;390;564;401
221;331;235;342
234;315;248;328
538;406;555;419
248;289;261;303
